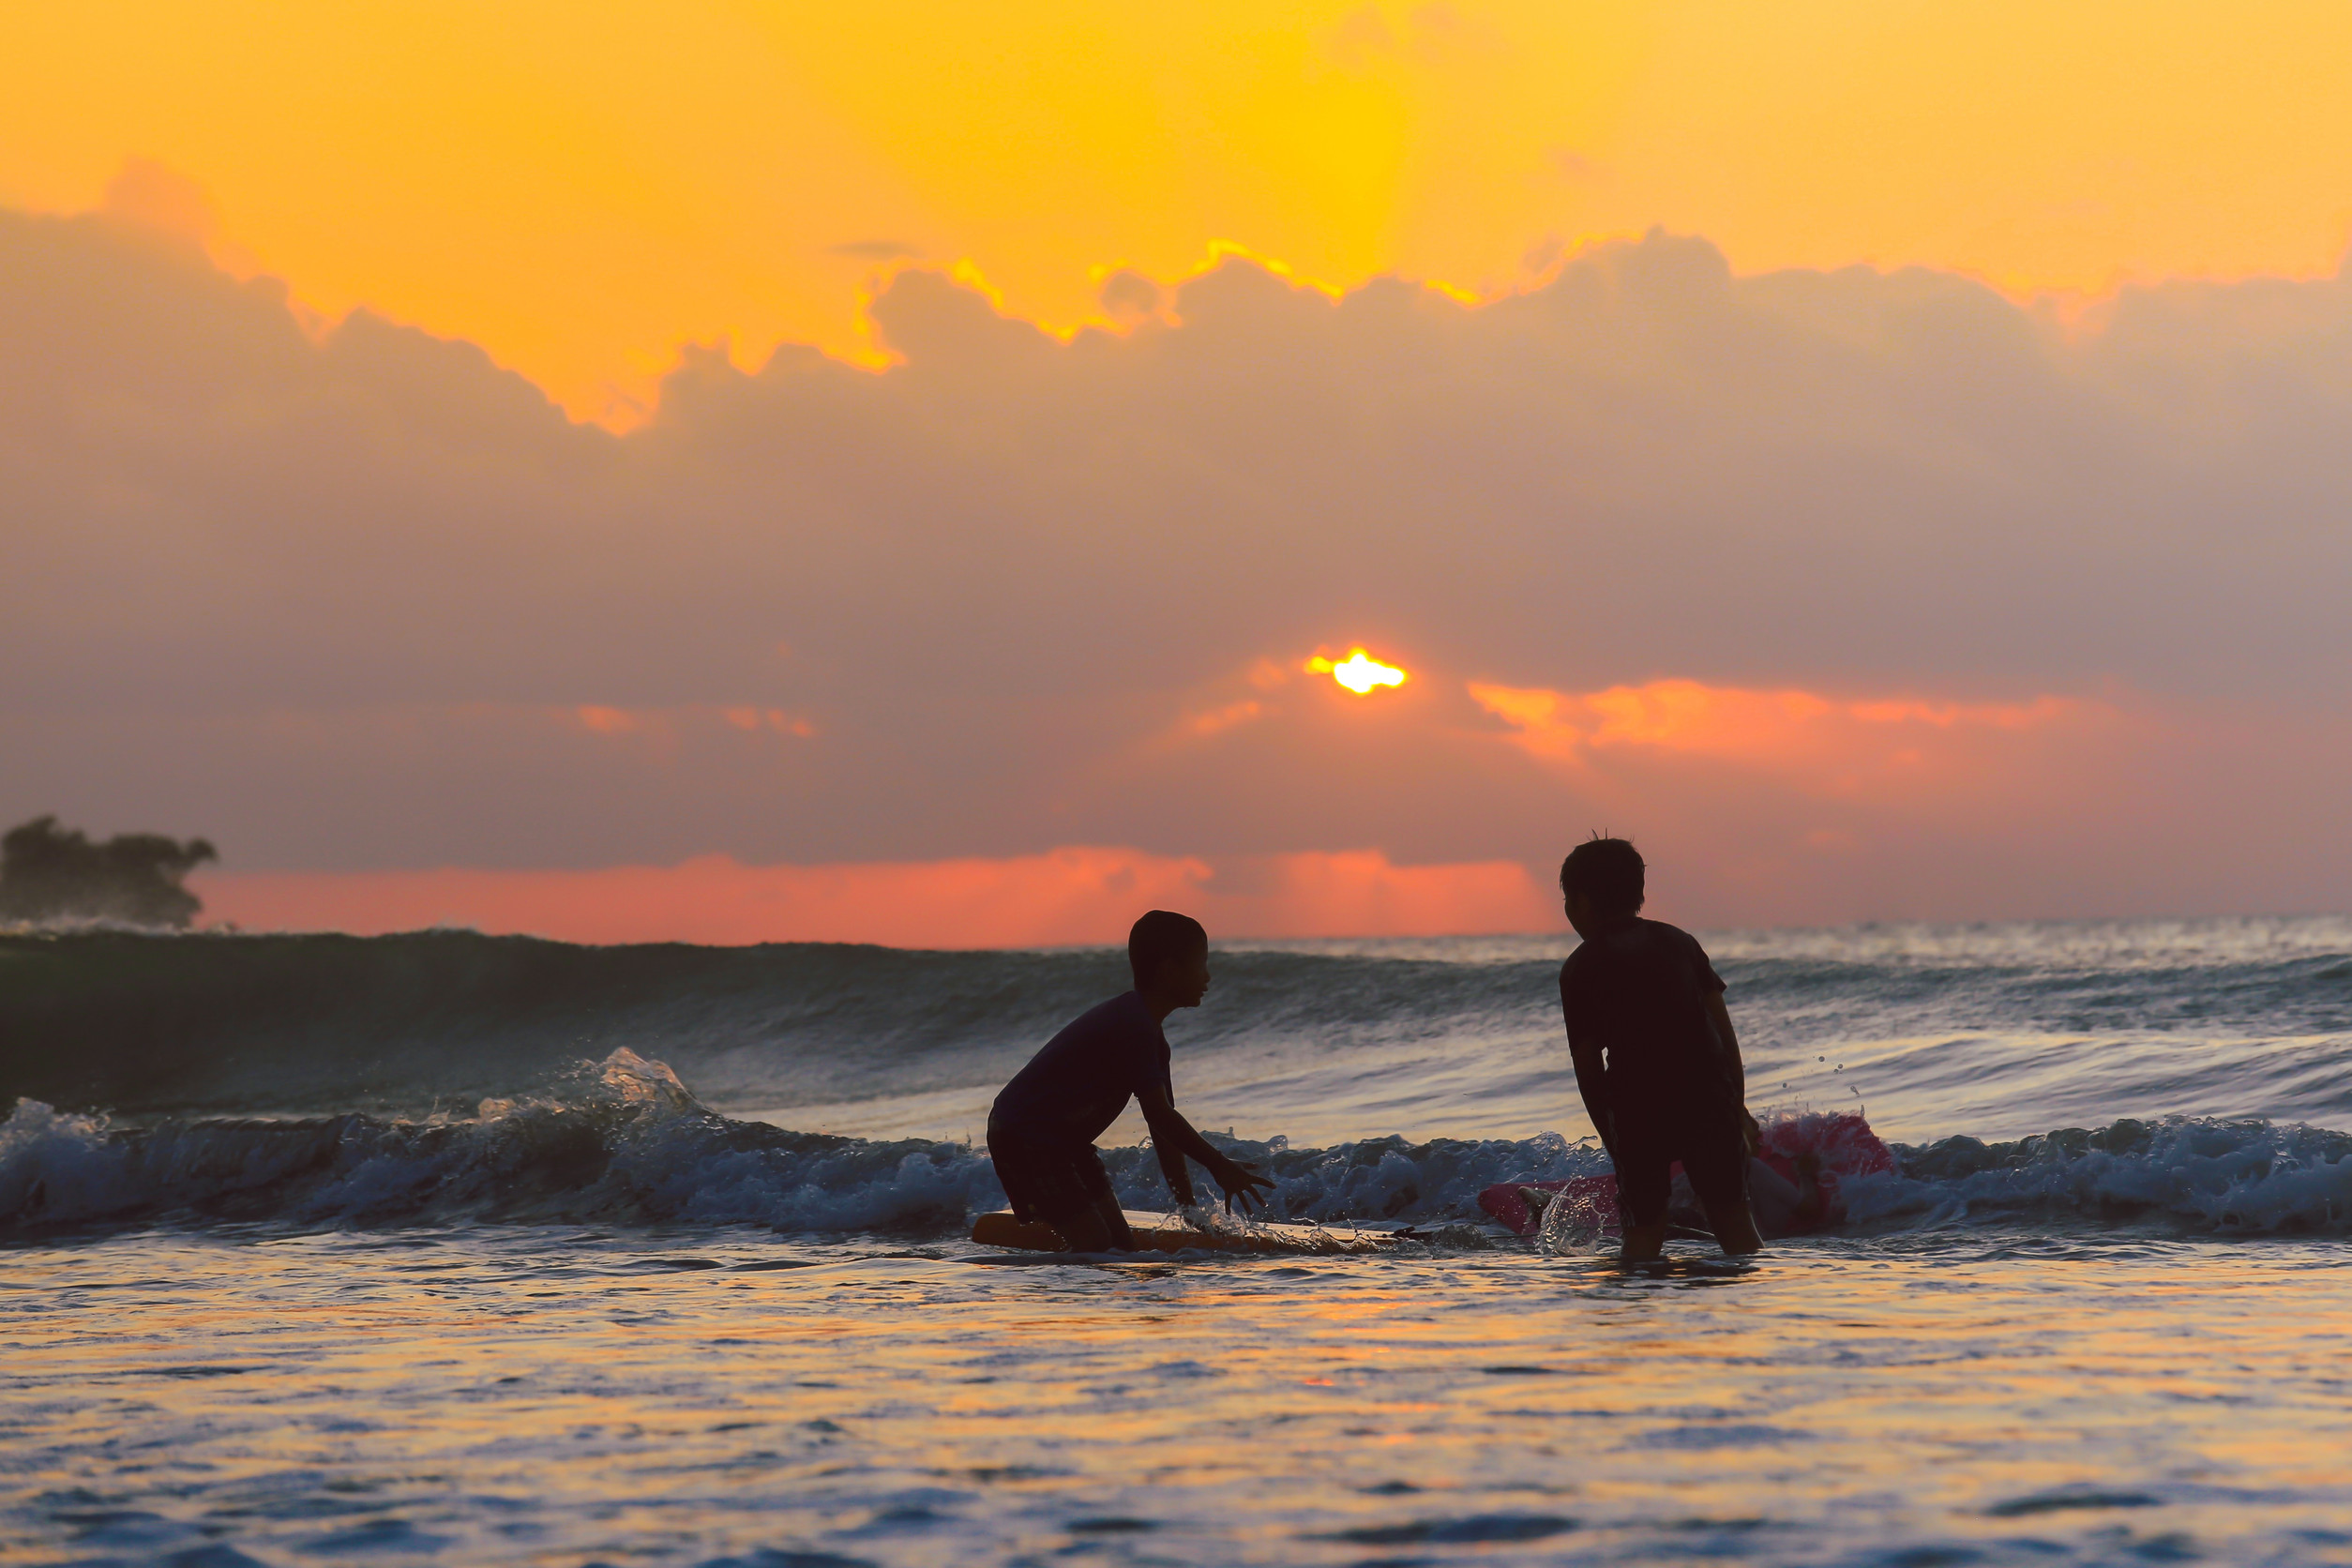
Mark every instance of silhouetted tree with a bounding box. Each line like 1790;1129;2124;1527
0;816;219;927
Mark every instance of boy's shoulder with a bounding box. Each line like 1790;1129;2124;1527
1062;988;1149;1031
1062;988;1166;1045
1562;919;1704;977
1633;916;1703;949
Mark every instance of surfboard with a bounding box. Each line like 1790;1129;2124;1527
1478;1112;1897;1239
970;1209;1398;1256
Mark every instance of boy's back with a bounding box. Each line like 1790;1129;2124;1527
1559;917;1736;1111
990;990;1171;1149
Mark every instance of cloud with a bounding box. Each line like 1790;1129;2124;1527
571;702;817;741
99;158;218;247
1453;678;2171;923
1177;701;1265;741
1097;268;1163;319
8;205;2352;931
1469;678;2099;788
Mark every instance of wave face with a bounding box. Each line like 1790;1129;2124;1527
8;919;2352;1129
3;917;2350;1241
0;928;1147;1119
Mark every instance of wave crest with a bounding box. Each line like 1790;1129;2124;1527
1848;1116;2352;1234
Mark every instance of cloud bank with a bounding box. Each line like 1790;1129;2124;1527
7;206;2352;937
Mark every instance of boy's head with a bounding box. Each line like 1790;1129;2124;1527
1129;909;1210;1003
1559;837;1645;927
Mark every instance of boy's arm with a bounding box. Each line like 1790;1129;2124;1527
1701;989;1763;1153
1560;970;1616;1153
1702;990;1745;1099
1136;1083;1274;1214
1137;1084;1198;1206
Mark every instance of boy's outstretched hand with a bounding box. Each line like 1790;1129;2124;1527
1208;1154;1276;1215
1134;1084;1279;1217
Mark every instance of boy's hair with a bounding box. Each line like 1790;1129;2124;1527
1129;909;1208;987
1559;836;1645;916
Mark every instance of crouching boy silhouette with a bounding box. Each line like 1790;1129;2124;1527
1559;837;1764;1259
986;910;1275;1250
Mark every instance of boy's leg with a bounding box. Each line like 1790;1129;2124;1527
991;1127;1133;1250
1696;1194;1763;1256
1620;1218;1668;1261
1038;1149;1135;1252
1682;1124;1763;1256
1048;1202;1123;1252
1612;1123;1673;1261
986;1119;1044;1222
1074;1149;1135;1250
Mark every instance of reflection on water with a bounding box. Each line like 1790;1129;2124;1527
7;1229;2351;1565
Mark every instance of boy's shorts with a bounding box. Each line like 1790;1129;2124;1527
987;1120;1121;1230
1612;1105;1749;1229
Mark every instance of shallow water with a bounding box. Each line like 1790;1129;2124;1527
8;1229;2352;1567
7;917;2352;1564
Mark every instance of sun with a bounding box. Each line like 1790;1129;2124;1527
1307;648;1408;695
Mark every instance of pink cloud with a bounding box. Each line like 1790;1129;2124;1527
1468;677;2112;802
574;704;642;735
1182;700;1265;739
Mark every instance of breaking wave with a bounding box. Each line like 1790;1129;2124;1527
5;1048;2348;1243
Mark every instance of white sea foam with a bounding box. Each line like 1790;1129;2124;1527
6;918;2350;1238
1844;1116;2352;1235
6;1046;2349;1240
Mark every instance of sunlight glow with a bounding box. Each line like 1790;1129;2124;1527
23;3;2352;419
1309;649;1408;695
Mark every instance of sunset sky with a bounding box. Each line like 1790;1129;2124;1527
16;2;2352;419
8;2;2352;942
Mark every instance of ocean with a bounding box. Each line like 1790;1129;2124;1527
6;916;2352;1566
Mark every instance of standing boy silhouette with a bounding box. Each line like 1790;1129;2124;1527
1558;837;1763;1259
987;910;1274;1251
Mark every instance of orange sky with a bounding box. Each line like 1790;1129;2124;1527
11;2;2352;421
13;8;2352;942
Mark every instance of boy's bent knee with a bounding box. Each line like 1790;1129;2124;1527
1050;1209;1123;1252
1049;1193;1135;1253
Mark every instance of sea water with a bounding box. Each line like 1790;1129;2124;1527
5;918;2352;1565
